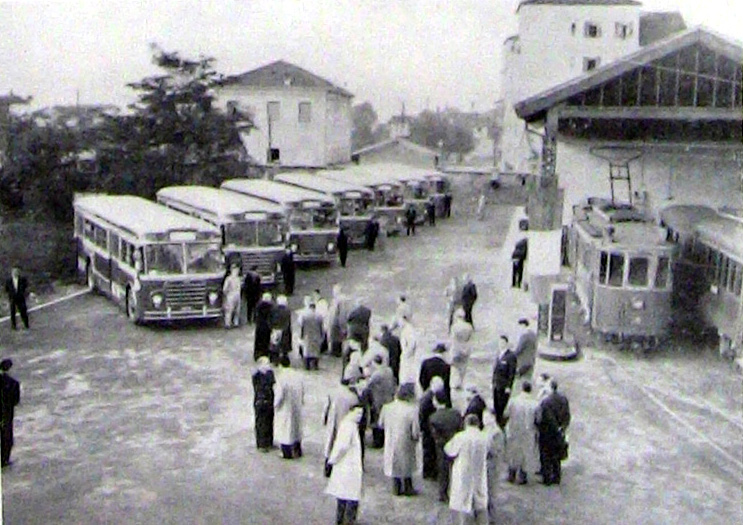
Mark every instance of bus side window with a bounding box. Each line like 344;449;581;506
608;253;624;287
110;233;120;258
599;251;608;284
84;219;95;241
707;250;718;280
628;256;649;287
728;261;739;294
655;256;670;289
94;225;108;250
734;262;743;296
720;256;730;290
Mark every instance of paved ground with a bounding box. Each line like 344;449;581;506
1;178;741;524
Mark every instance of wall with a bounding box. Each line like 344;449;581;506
324;92;352;165
555;139;743;225
216;86;329;167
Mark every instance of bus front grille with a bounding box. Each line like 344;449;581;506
240;251;281;282
296;234;332;254
165;281;207;307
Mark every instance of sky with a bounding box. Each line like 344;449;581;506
0;0;741;120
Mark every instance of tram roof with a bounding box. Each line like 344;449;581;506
695;215;743;257
74;194;220;238
156;186;285;220
274;172;374;197
659;204;719;235
221;179;336;206
575;198;670;249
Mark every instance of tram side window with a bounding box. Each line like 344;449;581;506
655;256;670;289
83;219;95;241
734;263;743;296
707;249;719;280
599;252;608;284
93;224;108;250
628;256;649;287
608;253;624;287
110;233;120;258
728;261;740;294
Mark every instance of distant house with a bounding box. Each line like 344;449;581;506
352;113;439;168
217;60;354;168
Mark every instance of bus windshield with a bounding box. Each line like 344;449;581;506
224;222;258;246
186;243;223;274
313;206;338;228
146;244;184;275
257;221;285;246
339;198;365;216
406;183;427;200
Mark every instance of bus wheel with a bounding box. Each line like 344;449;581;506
126;288;140;325
86;261;96;292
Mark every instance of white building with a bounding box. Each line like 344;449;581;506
217;60;353;168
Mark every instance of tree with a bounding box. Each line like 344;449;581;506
409;109;475;157
352;102;387;151
99;45;253;197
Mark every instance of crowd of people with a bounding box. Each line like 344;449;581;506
248;276;572;525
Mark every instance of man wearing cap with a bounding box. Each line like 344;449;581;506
0;359;20;467
418;343;451;407
254;293;274;361
379;383;420;496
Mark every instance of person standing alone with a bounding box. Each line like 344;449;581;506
5;266;30;330
405;205;417;236
337;228;349;268
461;274;478;328
280;248;295;296
0;359;20;467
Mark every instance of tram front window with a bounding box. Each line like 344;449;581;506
628;257;649;287
655;256;670;289
608;253;624;287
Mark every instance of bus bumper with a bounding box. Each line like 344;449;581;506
142;307;223;321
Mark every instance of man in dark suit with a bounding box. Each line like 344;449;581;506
426;200;436;226
280;249;295;296
243;265;262;325
461;274;478;328
346;300;372;351
0;359;21;467
405;205;417;236
512;238;528;288
378;325;402;383
5;266;30;330
536;381;570;486
337;228;349;268
419;378;447;480
429;396;462;502
492;336;518;428
418;343;451;407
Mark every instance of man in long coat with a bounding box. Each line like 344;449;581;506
328;285;351;358
346;300;372;351
243;265;262;325
445;277;463;332
444;414;490;525
418;343;451;406
363;355;396;448
254;293;274;362
337;228;349;268
398;316;419;385
0;359;21;467
5;266;30;330
461;273;478;328
511;238;528;289
274;357;304;459
485;417;506;523
378;325;402;383
323;381;362;476
378;383;420;496
252;357;276;452
300;302;325;370
325;407;364;525
429;396;462;503
270;295;293;364
419;376;447;480
280;248;295;295
492;336;518;428
514;318;538;382
504;381;540;485
450;310;474;390
536;379;571;485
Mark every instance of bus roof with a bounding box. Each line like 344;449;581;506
696;215;743;258
274;172;374;197
367;163;439;183
320;167;402;189
74;194;220;239
221;179;336;206
156;186;285;221
659;204;718;236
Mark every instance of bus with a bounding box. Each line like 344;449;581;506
73;194;224;323
421;172;452;218
370;163;433;224
221;179;340;264
156;186;288;285
568;197;675;348
320;166;406;236
274;172;374;247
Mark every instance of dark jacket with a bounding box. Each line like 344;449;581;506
254;299;274;358
347;305;372;341
418;356;451;406
379;331;402;382
280;252;295;283
515;330;538;377
461;281;478;308
543;391;571;431
405;206;417;224
464;394;487;429
337;230;349;253
0;373;20;425
4;276;28;303
492;349;518;391
252;369;275;409
243;271;262;302
512;238;528;261
429;407;462;446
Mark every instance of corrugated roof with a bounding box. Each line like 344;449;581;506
518;0;641;11
223;60;353;98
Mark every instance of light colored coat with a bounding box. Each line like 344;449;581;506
398;322;418;384
504;392;540;472
328;295;351;345
325;411;363;501
300;310;325;358
378;400;420;478
274;368;304;445
445;426;490;514
323;386;360;458
450;318;474;365
486;424;506;520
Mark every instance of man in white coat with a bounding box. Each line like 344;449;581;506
450;309;474;390
323;381;362;476
504;380;540;485
378;382;420;496
398;315;419;385
444;413;491;525
274;356;304;459
326;406;364;525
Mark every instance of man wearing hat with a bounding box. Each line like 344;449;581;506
0;359;20;467
418;343;451;407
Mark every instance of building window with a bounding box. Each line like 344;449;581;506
298;102;312;123
267;101;280;122
583;57;601;72
615;22;633;39
584;22;601;38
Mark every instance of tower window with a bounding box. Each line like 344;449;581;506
583;57;601;72
584;22;601;38
615;22;633;39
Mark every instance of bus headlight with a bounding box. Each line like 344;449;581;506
327;242;335;252
151;293;164;309
396;216;403;224
208;291;219;305
291;244;299;253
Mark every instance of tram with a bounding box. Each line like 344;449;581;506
661;205;743;354
568;197;675;345
274;172;374;247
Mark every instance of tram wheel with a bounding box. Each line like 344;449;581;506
126;288;141;325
